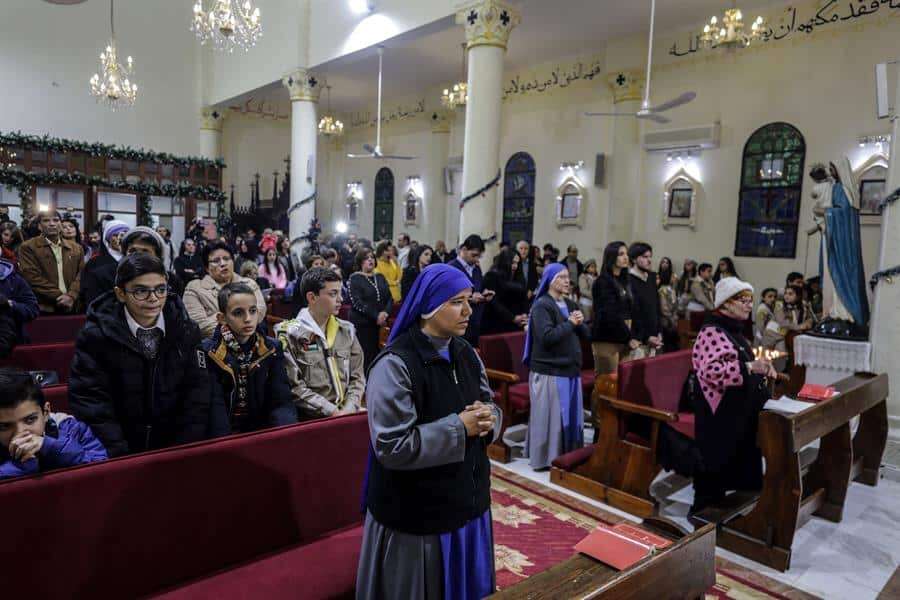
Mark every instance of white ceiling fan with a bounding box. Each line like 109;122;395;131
586;0;696;125
347;46;417;160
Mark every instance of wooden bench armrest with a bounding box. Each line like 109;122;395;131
485;368;520;384
596;393;678;422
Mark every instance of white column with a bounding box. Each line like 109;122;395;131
282;69;321;246
456;1;520;257
869;67;900;439
427;110;452;247
605;70;644;243
199;107;224;159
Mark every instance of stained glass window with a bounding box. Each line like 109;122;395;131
502;152;536;245
374;167;394;242
735;122;806;258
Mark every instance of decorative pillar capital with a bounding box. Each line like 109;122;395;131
282;68;321;102
431;110;452;134
200;106;225;132
456;0;520;51
607;70;645;104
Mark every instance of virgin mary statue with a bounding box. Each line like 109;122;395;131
809;159;869;339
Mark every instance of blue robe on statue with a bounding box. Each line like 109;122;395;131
824;181;870;327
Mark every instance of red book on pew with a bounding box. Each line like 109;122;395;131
797;384;838;403
574;523;672;570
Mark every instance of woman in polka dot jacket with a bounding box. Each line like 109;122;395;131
689;277;777;514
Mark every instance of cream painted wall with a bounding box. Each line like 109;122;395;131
221;114;292;209
0;0;203;156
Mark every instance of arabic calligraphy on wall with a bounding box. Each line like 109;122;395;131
346;99;427;130
670;0;900;57
227;98;290;120
503;56;604;100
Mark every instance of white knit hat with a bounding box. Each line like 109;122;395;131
714;276;754;309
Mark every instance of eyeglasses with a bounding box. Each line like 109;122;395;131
732;295;754;305
208;257;233;266
126;285;169;301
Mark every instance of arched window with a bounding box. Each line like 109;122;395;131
502;152;536;245
374;167;394;242
735;122;806;258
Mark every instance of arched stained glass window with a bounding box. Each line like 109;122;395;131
374;167;394;242
735;123;806;258
502;152;536;245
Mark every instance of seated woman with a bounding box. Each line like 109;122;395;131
173;238;204;287
203;282;296;433
259;248;288;290
69;254;215;457
481;247;529;335
523;263;589;469
0;367;107;479
357;263;500;600
184;241;267;338
775;285;814;334
690;277;776;513
400;244;432;300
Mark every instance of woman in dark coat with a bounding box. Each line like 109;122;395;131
79;219;129;308
481;248;529;335
400;244;433;300
347;248;393;370
591;241;639;376
173;238;204;286
69;254;213;457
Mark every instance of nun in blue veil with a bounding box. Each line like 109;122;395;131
356;263;502;600
523;263;590;469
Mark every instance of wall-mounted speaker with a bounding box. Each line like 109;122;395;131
594;153;606;187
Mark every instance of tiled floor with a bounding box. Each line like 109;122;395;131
494;427;900;600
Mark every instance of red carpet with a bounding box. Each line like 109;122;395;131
490;467;820;599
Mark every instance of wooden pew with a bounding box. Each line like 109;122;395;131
692;372;889;572
487;518;716;599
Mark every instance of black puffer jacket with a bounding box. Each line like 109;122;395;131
79;250;118;309
69;291;211;457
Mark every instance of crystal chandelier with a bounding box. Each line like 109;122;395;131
318;84;344;138
699;2;766;51
89;0;137;110
441;44;469;109
191;0;262;53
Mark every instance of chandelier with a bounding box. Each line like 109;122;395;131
441;44;469;109
318;84;344;138
191;0;262;53
89;0;137;110
699;2;766;50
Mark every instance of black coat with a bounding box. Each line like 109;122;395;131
528;295;589;377
174;253;204;286
203;327;297;434
400;266;420;300
0;309;17;358
80;251;118;309
347;272;393;328
629;270;661;344
482;270;529;335
69;291;211;457
591;272;634;344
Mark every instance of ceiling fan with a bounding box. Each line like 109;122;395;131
586;0;696;125
347;46;417;160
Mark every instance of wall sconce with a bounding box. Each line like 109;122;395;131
346;181;363;198
406;175;423;196
665;150;697;163
858;134;891;154
559;161;584;172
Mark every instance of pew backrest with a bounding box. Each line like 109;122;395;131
479;331;529;381
0;341;76;383
617;350;693;413
0;414;370;598
25;315;86;344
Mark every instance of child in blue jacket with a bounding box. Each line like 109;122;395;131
0;368;107;480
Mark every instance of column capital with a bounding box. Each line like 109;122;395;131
200;106;225;132
607;69;645;104
430;110;452;134
456;0;520;51
282;68;321;102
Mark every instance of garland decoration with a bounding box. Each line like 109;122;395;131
459;169;501;210
0;169;227;216
869;265;900;292
287;188;317;215
877;187;900;214
0;131;225;170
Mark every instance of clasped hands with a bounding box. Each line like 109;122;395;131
747;359;778;380
459;401;496;438
8;431;44;463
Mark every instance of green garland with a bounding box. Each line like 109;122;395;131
0;130;226;170
0;168;227;219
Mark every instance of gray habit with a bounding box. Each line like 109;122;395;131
355;333;501;600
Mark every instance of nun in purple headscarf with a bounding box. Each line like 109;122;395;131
356;263;502;600
523;263;590;469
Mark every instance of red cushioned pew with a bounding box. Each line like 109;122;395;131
24;314;86;344
550;350;694;518
0;414;369;599
0;341;76;384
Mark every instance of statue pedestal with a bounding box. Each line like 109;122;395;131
794;335;873;386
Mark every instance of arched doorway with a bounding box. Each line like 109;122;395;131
374;167;394;242
502;152;536;245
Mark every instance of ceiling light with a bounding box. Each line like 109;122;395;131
89;0;138;110
441;44;469;109
349;0;374;15
699;2;766;51
336;221;349;233
192;0;262;53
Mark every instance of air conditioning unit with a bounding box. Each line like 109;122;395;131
642;122;721;152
